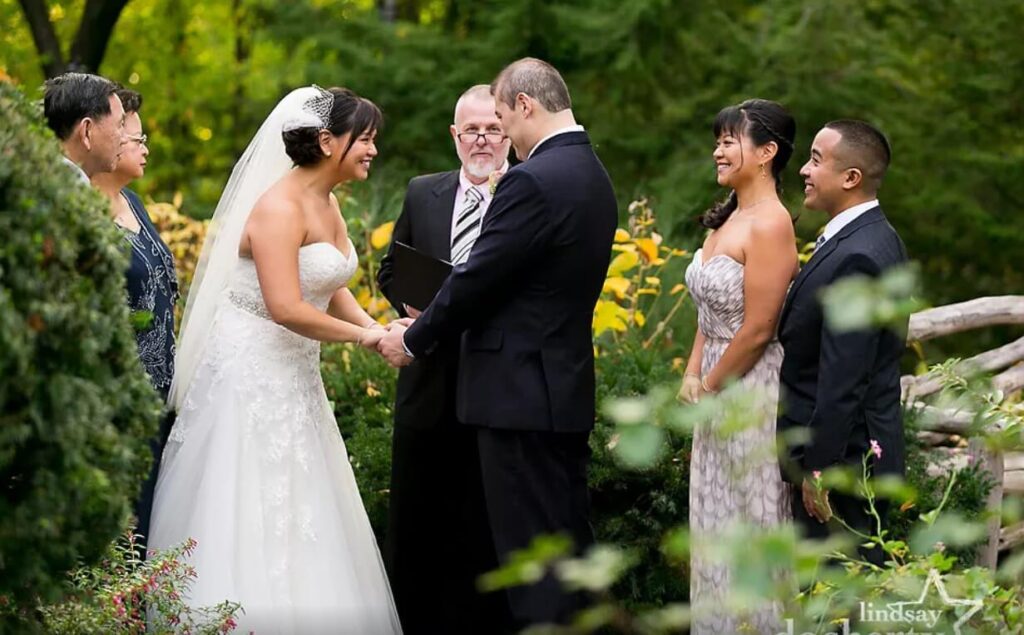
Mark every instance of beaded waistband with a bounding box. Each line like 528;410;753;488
227;290;271;320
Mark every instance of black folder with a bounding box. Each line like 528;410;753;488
389;242;453;311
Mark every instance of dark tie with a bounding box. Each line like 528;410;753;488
451;186;484;265
814;234;827;252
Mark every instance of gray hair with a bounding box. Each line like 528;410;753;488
453;84;493;121
491;58;571;113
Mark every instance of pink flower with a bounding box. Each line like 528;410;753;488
870;439;883;459
812;470;822;480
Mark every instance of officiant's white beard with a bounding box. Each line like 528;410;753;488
464;156;502;180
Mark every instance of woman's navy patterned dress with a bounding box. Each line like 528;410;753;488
120;188;178;550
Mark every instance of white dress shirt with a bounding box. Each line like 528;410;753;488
817;199;879;249
450;161;509;246
62;155;90;185
526;124;586;160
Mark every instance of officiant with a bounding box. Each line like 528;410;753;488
377;84;510;634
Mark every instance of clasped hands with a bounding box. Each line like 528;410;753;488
357;304;419;368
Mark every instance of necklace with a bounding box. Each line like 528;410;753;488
735;196;777;212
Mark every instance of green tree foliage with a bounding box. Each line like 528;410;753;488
0;80;161;617
3;0;1019;302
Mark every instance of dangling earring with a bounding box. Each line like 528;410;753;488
759;163;767;178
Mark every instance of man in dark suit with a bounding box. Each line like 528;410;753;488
379;58;618;628
777;120;907;564
377;84;510;634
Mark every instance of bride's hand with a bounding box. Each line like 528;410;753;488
357;327;386;349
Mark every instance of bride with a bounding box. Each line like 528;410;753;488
149;85;402;633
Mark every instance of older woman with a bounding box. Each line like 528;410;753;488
92;87;178;551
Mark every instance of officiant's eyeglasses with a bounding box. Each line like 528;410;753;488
126;134;148;147
456;131;507;144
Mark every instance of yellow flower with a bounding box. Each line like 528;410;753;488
608;251;640;277
593;300;630;336
371;222;394;250
602;276;631;299
634;238;659;263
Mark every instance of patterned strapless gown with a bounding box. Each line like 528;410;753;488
685;248;790;634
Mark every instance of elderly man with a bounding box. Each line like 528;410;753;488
379;58;618;629
377;84;510;634
43;72;125;184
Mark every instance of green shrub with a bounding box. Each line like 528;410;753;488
321;343;397;539
591;337;692;608
887;406;994;566
36;530;241;634
0;81;162;621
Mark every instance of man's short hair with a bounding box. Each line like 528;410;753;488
44;72;119;140
115;87;143;115
453;84;493;121
491;58;571;113
824;119;892;193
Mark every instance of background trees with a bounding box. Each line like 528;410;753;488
3;0;1020;305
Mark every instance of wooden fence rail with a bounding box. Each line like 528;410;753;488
903;295;1024;568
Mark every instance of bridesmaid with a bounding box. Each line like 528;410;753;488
92;87;178;552
679;99;798;634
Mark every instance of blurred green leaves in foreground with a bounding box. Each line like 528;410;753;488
480;264;1024;633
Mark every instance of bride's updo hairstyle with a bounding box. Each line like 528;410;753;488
699;98;795;230
282;87;383;167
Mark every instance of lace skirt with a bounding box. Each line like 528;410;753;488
149;303;402;633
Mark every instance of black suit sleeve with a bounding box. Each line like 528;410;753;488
403;169;551;355
377;179;417;319
803;253;883;471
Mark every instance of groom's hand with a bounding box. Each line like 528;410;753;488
388;317;415;329
378;324;413;368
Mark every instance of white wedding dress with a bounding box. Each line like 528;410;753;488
149;240;402;634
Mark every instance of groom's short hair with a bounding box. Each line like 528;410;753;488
824;119;892;193
492;58;571;113
43;72;119;140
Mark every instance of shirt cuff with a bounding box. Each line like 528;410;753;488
401;336;415;359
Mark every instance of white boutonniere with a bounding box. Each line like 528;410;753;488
488;170;503;196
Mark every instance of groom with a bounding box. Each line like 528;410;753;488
777;120;907;564
379;58;617;628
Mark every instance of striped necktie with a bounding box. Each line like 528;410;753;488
451;186;484;265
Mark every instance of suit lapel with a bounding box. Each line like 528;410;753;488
427;171;459;261
779;206;885;326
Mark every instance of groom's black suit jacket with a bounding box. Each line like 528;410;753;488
378;170;460;429
777;206;908;480
404;131;617;432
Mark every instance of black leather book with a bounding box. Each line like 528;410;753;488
388;241;453;311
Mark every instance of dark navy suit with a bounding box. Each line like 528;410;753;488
777;205;908;562
404;131;617;627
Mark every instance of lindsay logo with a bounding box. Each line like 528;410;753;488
778;569;982;635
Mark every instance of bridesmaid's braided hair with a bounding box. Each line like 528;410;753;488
699;99;796;230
